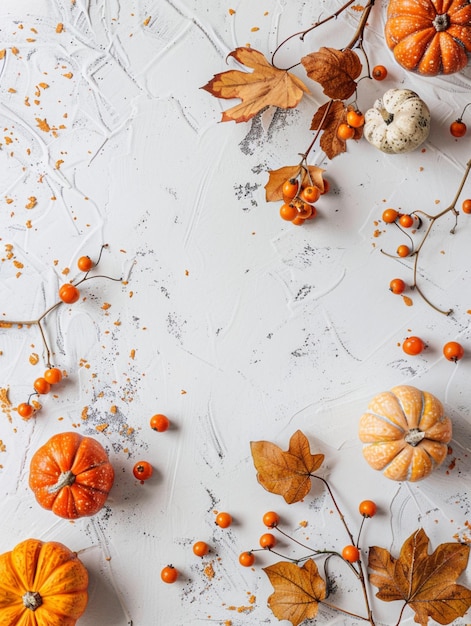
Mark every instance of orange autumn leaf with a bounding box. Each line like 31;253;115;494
264;559;327;626
202;47;309;123
250;430;324;504
265;165;325;202
310;100;362;160
301;47;362;100
368;528;471;626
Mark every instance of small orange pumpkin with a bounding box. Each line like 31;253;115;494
359;385;452;481
385;0;471;76
29;431;115;519
0;538;88;625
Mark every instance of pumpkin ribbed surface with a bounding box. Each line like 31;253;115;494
0;538;88;625
29;431;115;519
359;385;452;481
385;0;471;75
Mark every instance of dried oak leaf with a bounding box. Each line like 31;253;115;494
368;528;471;625
201;47;309;123
301;47;361;100
264;559;327;626
310;100;361;160
250;430;324;504
265;165;325;202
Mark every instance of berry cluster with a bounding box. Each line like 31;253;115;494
238;500;377;568
4;245;122;420
279;177;329;226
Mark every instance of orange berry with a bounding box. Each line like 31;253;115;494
389;278;406;294
402;336;425;356
77;255;94;272
44;367;62;385
399;214;414;228
372;65;387;80
161;565;178;583
337;123;355;140
359;500;377;518
33;377;51;395
396;244;411;258
263;511;280;528
215;512;232;528
239;551;255;567
282;179;299;200
295;202;312;219
17;402;35;419
150;414;170;432
259;533;277;549
300;185;321;204
279;203;298;221
462;199;471;214
450;120;467;138
342;545;360;562
382;208;398;223
193;541;209;557
443;341;464;362
346;109;364;128
59;283;80;304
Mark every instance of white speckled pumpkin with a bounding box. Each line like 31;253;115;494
359;385;452;482
363;89;430;154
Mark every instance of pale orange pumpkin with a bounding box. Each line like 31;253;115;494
385;0;471;76
0;538;88;625
359;385;452;481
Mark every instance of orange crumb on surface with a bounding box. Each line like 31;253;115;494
36;118;51;132
29;353;39;365
95;423;109;432
25;197;37;209
102;302;111;310
229;8;235;14
204;562;215;579
402;295;413;307
130;349;135;359
56;23;64;33
251;26;259;31
110;405;117;414
63;72;73;79
143;16;151;26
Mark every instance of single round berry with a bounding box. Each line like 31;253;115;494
150;413;170;432
77;255;94;272
59;283;80;304
17;402;34;419
291;215;306;226
193;541;209;557
282;179;299;200
300;185;321;204
33;377;51;395
396;244;411;258
44;367;63;385
295;202;312;220
402;336;425;356
161;565;178;583
389;278;406;295
215;512;232;528
280;203;298;221
133;461;153;481
462;199;471;214
372;65;388;80
239;551;255;567
342;545;360;563
382;208;399;224
399;214;414;228
443;341;464;362
450;120;467;138
346;109;365;128
263;511;280;528
359;500;377;518
259;533;277;549
337;123;355;141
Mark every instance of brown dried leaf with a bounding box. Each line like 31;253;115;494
202;47;309;123
264;559;327;626
310;100;362;160
264;165;325;202
250;430;324;504
369;528;471;625
301;47;362;100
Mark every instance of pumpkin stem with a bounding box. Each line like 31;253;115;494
23;590;43;611
380;108;394;125
48;469;76;493
433;13;449;31
404;428;425;446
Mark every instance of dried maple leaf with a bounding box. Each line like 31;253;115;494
369;528;471;625
301;47;362;100
310;100;362;160
264;559;327;626
250;430;324;504
264;165;325;202
201;47;309;123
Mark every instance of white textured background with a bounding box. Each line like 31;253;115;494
0;1;470;625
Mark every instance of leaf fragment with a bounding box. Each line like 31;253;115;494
202;47;309;123
264;559;327;626
368;528;471;625
301;47;362;100
250;430;324;504
310;100;362;160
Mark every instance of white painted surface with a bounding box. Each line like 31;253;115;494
0;1;470;624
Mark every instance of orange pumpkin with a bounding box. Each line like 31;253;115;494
0;538;88;625
385;0;471;76
29;431;115;519
358;385;452;481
